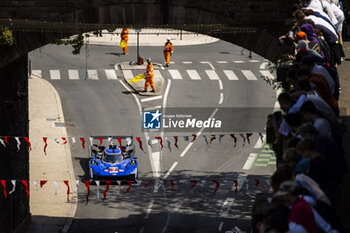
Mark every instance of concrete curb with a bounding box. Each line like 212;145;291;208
30;74;77;233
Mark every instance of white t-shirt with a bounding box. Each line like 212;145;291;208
306;0;338;25
306;15;338;38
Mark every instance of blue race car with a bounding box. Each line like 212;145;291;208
89;137;138;181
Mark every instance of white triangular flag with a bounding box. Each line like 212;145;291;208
198;180;206;187
9;180;16;195
117;180;121;194
219;134;225;142
15;137;21;151
146;136;152;148
33;136;38;147
95;180;100;199
126;137;132;146
53;137;60;144
108;137;113;145
0;138;6;147
259;133;264;143
54;180;58;195
179;179;188;184
245;183;249;190
165;136;171;152
75;180;79;193
239;133;246;147
265;179;271;186
71;137;76;144
134;179;142;186
33;180;38;192
89;137;93;146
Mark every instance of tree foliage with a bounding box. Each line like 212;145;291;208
0;27;14;46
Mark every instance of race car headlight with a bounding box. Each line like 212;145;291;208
104;169;108;172
91;161;98;166
130;160;137;165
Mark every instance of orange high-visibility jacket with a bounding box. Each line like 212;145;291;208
146;63;154;77
164;42;173;53
121;29;129;41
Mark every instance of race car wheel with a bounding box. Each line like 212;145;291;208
90;168;99;180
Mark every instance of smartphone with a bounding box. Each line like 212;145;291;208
289;31;294;38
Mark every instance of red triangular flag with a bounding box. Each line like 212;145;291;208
190;180;197;189
84;181;90;205
254;179;260;187
62;137;68;145
40;180;47;188
191;134;197;142
80;137;85;149
246;133;253;144
136;137;145;153
98;137;103;146
125;180;132;193
1;180;7;199
144;179;152;188
174;136;179;149
63;181;70;202
117;137;123;155
230;134;237;147
210;135;216;144
169;180;175;191
234;179;238;193
4;136;9;144
42;137;48;155
103;180;111;201
212;180;220;193
21;180;29;198
24;137;32;151
155;137;163;150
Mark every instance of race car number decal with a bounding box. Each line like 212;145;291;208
109;167;118;173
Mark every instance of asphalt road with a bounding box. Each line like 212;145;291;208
29;40;276;233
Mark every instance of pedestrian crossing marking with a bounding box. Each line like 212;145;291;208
241;70;257;80
50;70;61;80
205;70;220;80
105;69;118;80
153;70;163;80
87;70;99;80
122;70;134;80
186;70;201;80
260;70;275;80
223;70;239;80
68;69;79;80
168;69;183;79
32;70;42;77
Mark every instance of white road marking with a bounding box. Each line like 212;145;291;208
242;70;257;80
223;70;239;80
205;70;220;80
218;222;224;232
105;69;118;80
233;61;244;63
260;70;275;80
87;70;99;80
122;70;134;80
141;95;163;102
218;80;223;90
219;198;235;217
163;162;178;179
154;70;163;79
200;61;215;70
32;70;42;77
242;153;258;170
186;70;201;80
144;105;162;111
249;60;260;62
260;62;269;70
68;69;79;80
145;199;154;219
183;61;192;64
170;61;175;64
168;69;183;80
217;61;228;64
50;70;61;80
114;64;119;70
151;151;161;175
219;93;224;105
180;108;219;157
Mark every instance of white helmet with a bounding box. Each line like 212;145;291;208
146;58;151;62
166;37;171;41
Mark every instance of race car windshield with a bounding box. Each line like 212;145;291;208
104;154;123;163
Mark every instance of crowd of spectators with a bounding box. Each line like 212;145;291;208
252;1;349;232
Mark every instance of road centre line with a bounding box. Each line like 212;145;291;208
179;108;219;158
145;199;154;219
163;162;178;179
218;80;223;90
141;95;163;102
200;61;215;70
219;93;224;105
144;105;162;111
217;61;228;64
233;61;244;63
242;153;258;170
183;61;192;64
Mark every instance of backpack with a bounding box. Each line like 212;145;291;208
318;38;333;66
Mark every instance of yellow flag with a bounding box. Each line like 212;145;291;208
120;40;127;49
128;74;146;83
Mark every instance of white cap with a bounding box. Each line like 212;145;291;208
147;58;151;62
167;37;171;41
